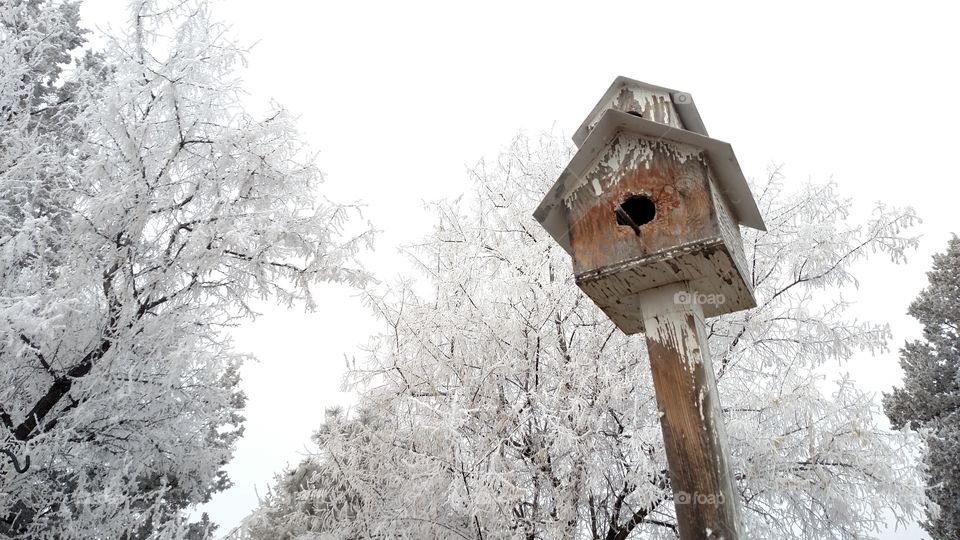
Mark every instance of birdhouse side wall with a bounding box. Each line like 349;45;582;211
709;174;752;292
565;133;721;276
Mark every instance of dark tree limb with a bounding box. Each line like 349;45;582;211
1;448;30;474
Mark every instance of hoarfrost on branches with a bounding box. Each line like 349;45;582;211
0;0;370;537
243;134;925;539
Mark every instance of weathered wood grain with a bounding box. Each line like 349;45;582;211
565;133;755;334
581;84;686;143
568;134;714;274
576;238;755;334
639;283;742;540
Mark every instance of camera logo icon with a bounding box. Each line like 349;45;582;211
673;92;693;105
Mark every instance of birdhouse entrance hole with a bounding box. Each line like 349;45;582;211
616;195;656;231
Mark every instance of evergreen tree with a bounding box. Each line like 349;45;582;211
885;235;960;538
239;408;369;540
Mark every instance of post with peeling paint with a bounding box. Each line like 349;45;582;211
639;283;741;538
534;76;767;539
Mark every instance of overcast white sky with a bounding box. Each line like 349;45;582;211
77;1;959;537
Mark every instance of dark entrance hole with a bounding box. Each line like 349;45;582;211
615;195;656;232
626;110;644;118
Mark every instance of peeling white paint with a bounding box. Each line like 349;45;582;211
561;134;705;210
585;85;684;136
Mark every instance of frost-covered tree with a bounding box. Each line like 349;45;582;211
236;408;369;540
0;0;94;253
245;134;924;540
0;1;369;537
884;235;960;538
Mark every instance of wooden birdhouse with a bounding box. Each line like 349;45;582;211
534;76;766;334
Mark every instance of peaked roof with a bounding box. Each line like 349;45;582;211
572;76;709;147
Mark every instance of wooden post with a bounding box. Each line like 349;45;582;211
638;282;741;539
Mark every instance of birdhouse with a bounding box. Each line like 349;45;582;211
534;77;766;334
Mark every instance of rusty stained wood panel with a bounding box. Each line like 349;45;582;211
639;283;743;539
563;133;756;334
567;133;716;275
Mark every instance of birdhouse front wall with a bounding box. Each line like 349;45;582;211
565;133;716;275
562;133;756;333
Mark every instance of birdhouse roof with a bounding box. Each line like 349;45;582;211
535;109;767;255
572;76;709;147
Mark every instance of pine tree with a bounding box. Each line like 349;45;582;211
885;235;960;538
239;408;369;540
